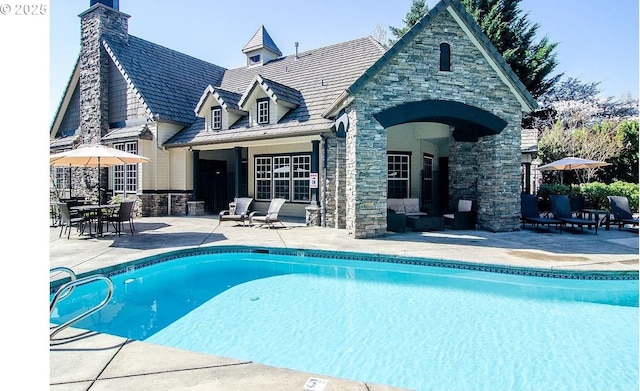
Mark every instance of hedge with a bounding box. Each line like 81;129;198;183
536;181;638;212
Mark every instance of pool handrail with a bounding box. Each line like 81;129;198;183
50;274;114;340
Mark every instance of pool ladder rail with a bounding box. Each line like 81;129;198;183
50;267;114;340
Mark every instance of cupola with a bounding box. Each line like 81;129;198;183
242;25;282;67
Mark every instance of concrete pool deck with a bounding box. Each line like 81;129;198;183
49;215;639;390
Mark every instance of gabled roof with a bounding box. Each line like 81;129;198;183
242;25;282;56
102;123;154;143
345;0;537;112
50;56;81;137
166;36;386;147
102;35;227;124
238;75;302;109
50;134;80;150
194;85;243;114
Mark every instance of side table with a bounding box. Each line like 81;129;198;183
580;208;611;230
407;216;444;231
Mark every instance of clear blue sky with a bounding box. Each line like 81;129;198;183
48;0;639;117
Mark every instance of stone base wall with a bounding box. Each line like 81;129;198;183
138;193;192;217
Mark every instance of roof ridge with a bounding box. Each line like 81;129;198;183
228;35;379;73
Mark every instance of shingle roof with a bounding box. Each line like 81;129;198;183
174;117;333;147
166;36;386;147
50;134;80;150
194;85;242;114
102;123;154;142
103;35;227;124
242;25;282;56
238;75;303;109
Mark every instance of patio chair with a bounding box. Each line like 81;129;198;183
443;199;476;230
249;198;286;228
56;202;89;239
103;201;135;236
218;197;253;226
607;196;639;230
520;194;562;232
550;195;598;234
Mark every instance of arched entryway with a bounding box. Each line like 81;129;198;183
368;99;514;232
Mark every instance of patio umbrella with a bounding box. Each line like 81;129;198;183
537;156;611;186
50;144;150;202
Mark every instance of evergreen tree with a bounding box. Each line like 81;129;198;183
389;0;429;44
388;0;560;98
460;0;560;98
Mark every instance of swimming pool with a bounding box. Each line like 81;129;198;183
50;246;639;390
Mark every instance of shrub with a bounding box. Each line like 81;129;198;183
536;181;638;212
608;181;639;212
579;182;610;210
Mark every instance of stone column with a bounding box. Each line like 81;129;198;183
345;105;387;238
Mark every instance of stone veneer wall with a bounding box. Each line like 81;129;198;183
139;193;191;217
322;135;347;229
322;136;337;227
346;7;523;237
77;4;130;204
345;107;387;238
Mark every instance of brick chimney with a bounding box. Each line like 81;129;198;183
78;1;129;144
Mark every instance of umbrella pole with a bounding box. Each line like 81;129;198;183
98;157;101;204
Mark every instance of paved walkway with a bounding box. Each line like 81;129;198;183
50;215;639;390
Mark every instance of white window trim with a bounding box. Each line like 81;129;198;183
254;154;311;202
257;99;269;124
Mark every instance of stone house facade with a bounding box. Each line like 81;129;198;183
50;0;537;238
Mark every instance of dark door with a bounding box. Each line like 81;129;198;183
198;159;227;214
422;154;434;213
438;157;449;214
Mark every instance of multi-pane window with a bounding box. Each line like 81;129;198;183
254;154;311;202
113;141;139;197
54;166;71;197
257;98;269;124
211;107;222;130
255;157;272;200
388;153;410;198
249;54;261;65
273;156;290;200
292;155;311;201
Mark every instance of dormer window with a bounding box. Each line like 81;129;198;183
211;107;222;130
249;54;261;66
440;43;451;72
257;98;269;124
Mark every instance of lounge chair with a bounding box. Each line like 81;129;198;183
218;197;253;226
550;195;598;234
249;198;286;228
520;194;562;231
607;196;639;230
443;199;476;230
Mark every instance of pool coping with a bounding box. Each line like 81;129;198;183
51;244;639;293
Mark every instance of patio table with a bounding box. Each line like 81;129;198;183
580;208;611;230
72;204;120;237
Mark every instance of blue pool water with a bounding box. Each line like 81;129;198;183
51;249;639;391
